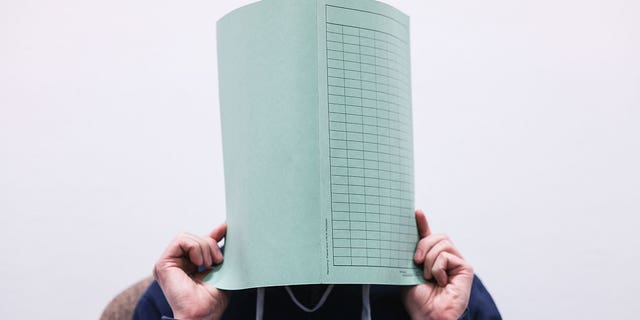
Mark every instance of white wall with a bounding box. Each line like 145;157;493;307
1;0;638;318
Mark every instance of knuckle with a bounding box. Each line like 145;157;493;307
426;249;437;262
176;231;190;241
442;239;454;249
428;234;447;245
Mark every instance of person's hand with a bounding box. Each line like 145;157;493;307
402;210;474;320
153;224;229;320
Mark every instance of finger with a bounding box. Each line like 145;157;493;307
186;234;213;267
209;238;224;264
205;235;224;265
184;239;204;267
415;209;431;238
173;233;206;267
182;234;208;267
415;234;459;279
425;238;462;279
432;252;451;287
162;232;193;259
200;236;214;267
156;233;204;278
210;223;227;242
209;224;226;264
432;251;474;287
414;233;448;266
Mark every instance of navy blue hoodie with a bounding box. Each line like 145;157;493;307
134;275;501;319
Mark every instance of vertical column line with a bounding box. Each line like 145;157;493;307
339;25;353;266
373;30;384;267
357;28;368;266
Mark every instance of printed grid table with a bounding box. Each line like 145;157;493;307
326;6;416;269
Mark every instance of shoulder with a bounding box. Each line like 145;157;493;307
133;280;173;319
467;275;502;319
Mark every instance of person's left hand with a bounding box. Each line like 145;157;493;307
402;210;474;320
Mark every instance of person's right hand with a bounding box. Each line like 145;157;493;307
153;224;229;320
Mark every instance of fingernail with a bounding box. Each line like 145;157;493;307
414;249;423;262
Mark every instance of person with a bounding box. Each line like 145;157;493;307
134;210;501;319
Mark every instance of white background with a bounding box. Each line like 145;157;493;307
1;0;639;318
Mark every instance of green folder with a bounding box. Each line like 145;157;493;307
206;0;423;289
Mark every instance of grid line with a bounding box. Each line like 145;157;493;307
327;6;415;270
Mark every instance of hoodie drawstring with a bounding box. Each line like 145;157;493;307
256;287;265;320
285;284;335;312
255;284;371;320
361;284;371;320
